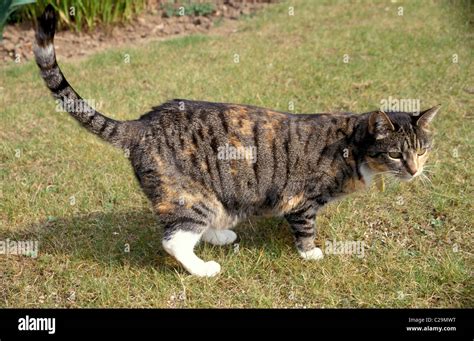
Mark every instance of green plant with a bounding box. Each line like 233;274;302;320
162;3;214;18
13;0;148;32
0;0;36;41
189;3;214;17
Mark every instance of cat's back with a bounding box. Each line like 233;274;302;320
138;99;291;124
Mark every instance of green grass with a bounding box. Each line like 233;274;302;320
0;0;472;308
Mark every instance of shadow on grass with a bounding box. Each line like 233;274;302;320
5;210;290;274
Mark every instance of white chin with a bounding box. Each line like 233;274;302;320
400;173;418;182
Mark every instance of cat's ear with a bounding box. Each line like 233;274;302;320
368;111;395;140
416;105;441;129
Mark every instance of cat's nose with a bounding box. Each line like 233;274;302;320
405;159;418;176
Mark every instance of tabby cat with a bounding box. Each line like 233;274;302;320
34;6;439;277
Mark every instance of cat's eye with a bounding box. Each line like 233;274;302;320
388;151;403;159
417;148;427;156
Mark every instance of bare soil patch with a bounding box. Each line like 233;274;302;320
1;0;277;64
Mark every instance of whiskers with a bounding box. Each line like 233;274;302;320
419;172;433;187
359;161;402;188
377;172;401;187
374;170;401;177
417;163;437;188
374;170;402;189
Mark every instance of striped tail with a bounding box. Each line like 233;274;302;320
34;5;127;148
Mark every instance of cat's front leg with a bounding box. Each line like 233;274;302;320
285;210;324;261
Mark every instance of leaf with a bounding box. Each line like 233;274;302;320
0;0;36;41
376;175;385;192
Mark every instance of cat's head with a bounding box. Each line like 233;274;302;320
363;105;440;181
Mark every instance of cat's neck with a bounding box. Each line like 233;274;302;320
359;162;374;187
354;115;374;188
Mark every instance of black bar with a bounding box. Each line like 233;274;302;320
0;309;471;338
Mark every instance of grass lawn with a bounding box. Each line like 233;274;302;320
0;0;472;307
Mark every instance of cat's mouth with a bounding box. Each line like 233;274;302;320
399;174;416;182
398;170;423;182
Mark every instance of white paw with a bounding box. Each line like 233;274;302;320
189;261;221;277
299;247;324;260
202;229;237;246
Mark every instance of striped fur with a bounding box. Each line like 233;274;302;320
33;6;440;276
33;5;139;148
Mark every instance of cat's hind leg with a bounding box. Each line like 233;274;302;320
162;228;221;277
160;202;221;277
202;229;237;246
202;213;239;245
